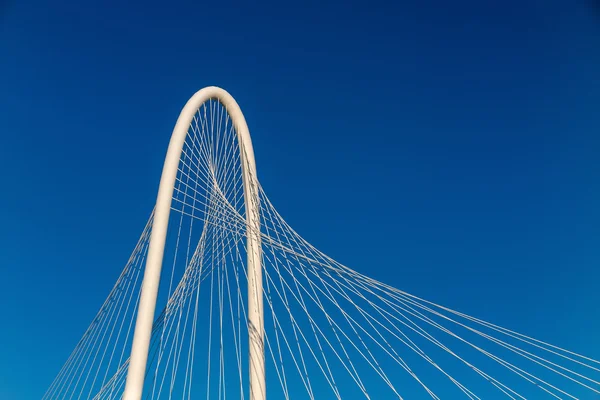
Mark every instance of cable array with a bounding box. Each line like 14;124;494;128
45;97;599;399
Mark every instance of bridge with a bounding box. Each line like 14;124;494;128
43;87;599;400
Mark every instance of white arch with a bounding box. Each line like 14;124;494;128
122;87;264;400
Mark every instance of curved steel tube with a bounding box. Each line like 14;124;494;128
123;87;264;400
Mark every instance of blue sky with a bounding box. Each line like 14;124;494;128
1;0;599;398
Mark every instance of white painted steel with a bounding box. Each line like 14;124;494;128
122;87;264;400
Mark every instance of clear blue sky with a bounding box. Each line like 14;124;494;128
1;0;599;398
